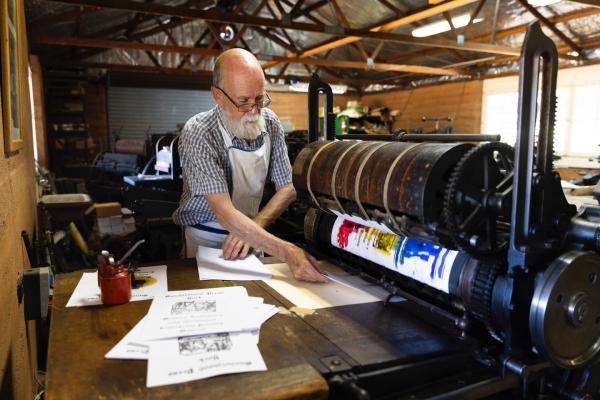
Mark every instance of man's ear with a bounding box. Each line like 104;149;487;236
211;86;222;105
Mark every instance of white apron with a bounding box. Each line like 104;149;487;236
185;122;270;257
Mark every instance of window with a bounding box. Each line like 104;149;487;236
481;91;518;146
482;64;600;160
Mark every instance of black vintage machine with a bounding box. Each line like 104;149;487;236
294;23;600;399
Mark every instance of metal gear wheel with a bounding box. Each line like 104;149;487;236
444;142;515;257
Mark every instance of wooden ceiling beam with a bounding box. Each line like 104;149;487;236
30;6;100;30
125;0;156;38
41;60;363;87
250;26;297;53
448;36;600;69
267;56;466;75
275;63;289;80
385;7;600;64
35;35;223;57
266;1;300;53
287;0;307;19
470;7;600;43
74;16;191;60
178;28;211;68
330;0;370;61
467;0;486;25
228;0;268;47
565;0;600;8
517;0;582;54
48;0;517;56
293;0;481;58
371;41;386;61
82;15;154;40
205;22;228;48
294;0;329;19
312;49;333;76
376;0;405;15
33;35;467;76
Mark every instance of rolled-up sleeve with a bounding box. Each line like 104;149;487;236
268;118;293;190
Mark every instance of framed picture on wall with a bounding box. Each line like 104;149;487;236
1;0;24;153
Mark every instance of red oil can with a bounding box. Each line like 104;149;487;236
99;263;132;305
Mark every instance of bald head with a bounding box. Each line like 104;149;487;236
213;48;265;90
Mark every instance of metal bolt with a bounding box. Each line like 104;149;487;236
534;175;544;187
553;172;561;182
529;225;538;236
568;292;589;327
331;359;342;366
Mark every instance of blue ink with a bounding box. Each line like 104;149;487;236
438;249;450;279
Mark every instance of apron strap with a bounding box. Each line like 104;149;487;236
191;223;229;235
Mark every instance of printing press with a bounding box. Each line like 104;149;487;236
292;23;600;399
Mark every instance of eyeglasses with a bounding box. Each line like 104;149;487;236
213;86;272;112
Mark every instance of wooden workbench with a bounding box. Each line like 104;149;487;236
45;258;468;399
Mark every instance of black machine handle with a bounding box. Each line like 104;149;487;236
510;22;559;267
308;74;335;143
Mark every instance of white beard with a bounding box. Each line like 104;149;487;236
223;110;266;141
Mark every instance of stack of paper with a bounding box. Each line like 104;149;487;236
196;246;272;281
105;286;278;387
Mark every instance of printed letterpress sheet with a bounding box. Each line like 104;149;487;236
146;332;266;387
105;316;150;360
141;286;261;341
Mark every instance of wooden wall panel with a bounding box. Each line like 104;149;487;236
0;2;37;400
269;83;483;134
70;82;483;139
268;92;358;130
361;81;484;134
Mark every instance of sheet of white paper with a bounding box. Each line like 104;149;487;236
263;263;386;309
105;317;150;360
146;331;266;387
318;261;403;302
196;246;272;281
561;180;581;189
66;265;168;307
246;300;277;344
256;304;277;325
247;296;264;305
141;287;260;341
105;297;276;357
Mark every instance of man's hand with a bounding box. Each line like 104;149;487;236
222;234;250;260
285;246;328;283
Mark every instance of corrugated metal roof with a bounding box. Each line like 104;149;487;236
26;0;600;91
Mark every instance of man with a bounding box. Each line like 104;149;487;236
173;48;326;283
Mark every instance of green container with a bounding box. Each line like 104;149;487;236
335;115;350;135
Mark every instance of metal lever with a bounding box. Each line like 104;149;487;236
307;73;335;143
509;21;559;269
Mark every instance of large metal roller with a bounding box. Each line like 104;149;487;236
292;140;473;226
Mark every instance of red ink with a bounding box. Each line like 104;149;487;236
337;220;359;248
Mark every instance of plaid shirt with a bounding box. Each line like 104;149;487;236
172;106;292;226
